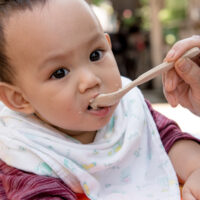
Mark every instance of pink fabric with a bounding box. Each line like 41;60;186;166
0;100;199;199
145;100;200;153
0;160;77;200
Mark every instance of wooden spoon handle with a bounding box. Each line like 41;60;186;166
122;47;200;96
90;47;200;108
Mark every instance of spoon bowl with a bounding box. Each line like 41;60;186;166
90;47;200;109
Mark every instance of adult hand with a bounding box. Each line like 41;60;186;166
163;36;200;116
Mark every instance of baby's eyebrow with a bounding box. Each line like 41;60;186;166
38;32;105;71
38;52;66;71
87;32;105;45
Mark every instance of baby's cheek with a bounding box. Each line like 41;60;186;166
113;75;122;90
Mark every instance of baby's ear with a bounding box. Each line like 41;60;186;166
0;82;35;114
104;33;112;48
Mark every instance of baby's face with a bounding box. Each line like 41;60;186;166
4;0;122;142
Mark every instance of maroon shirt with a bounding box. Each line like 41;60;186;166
0;101;199;200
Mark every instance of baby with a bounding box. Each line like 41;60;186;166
0;0;200;199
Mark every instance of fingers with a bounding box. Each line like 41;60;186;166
163;69;179;92
175;58;200;88
163;90;179;107
191;53;200;66
162;68;180;107
162;78;178;107
165;35;200;62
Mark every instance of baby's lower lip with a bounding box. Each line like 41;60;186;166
87;106;111;117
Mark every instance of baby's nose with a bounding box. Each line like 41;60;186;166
78;70;101;93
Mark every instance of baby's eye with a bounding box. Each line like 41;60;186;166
90;50;103;62
51;68;69;79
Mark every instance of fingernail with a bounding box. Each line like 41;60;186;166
166;49;176;60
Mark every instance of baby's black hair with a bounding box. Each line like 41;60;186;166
0;0;46;83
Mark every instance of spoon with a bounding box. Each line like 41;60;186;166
90;47;200;109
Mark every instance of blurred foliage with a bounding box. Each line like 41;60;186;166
138;1;150;31
159;0;187;26
122;16;136;27
161;0;187;44
138;0;187;28
91;0;188;44
139;0;188;44
91;0;104;6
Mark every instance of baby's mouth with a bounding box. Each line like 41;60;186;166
87;101;112;117
87;105;93;110
87;105;103;111
87;102;112;111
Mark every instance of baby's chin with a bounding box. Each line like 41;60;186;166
34;106;115;137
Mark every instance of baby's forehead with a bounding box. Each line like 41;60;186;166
5;0;101;40
4;0;95;22
4;0;103;73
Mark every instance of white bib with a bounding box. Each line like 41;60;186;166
0;77;180;200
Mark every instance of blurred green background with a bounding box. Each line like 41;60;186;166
91;0;190;45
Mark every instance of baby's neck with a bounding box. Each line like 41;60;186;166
56;126;97;144
71;131;97;144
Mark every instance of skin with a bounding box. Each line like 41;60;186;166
163;35;200;116
2;0;122;144
1;1;200;199
168;140;200;200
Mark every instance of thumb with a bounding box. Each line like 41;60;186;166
175;58;200;87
